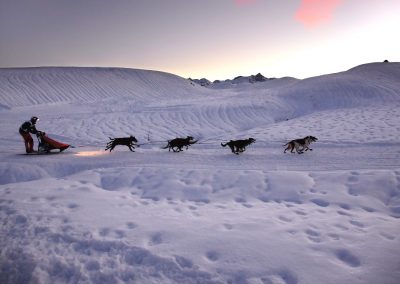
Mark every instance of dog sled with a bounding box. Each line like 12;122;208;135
35;132;70;154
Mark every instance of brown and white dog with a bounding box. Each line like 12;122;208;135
283;136;317;154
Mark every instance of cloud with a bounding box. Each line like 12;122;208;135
295;0;343;27
235;0;257;6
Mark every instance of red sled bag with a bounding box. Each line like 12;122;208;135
37;132;70;153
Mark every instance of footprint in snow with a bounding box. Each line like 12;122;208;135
149;232;163;246
242;203;253;208
67;203;79;209
305;229;322;243
362;206;375;212
99;227;111;237
305;228;320;237
234;197;246;203
334;249;361;268
223;223;234;230
347;175;359;183
114;229;126;239
262;269;298;284
278;215;292;223
380;232;396;240
205;250;219;261
126;222;137;229
328;233;340;240
311;199;330;207
45;195;57;201
337;210;352;217
334;224;349;231
347;186;359;196
174;255;193;269
339;203;351;210
294;210;307;216
349;220;365;228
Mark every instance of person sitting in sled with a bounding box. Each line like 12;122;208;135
19;116;40;153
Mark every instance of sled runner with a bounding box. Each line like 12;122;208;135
36;132;70;153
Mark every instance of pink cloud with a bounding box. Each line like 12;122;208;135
235;0;257;6
295;0;343;27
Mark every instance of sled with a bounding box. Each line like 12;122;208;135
37;132;70;153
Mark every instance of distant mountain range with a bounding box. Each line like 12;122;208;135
189;73;274;87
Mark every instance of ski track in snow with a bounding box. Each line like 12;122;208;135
1;63;400;284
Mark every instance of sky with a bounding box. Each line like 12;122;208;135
0;0;399;80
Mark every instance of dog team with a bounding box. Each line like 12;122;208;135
20;116;317;155
105;135;318;155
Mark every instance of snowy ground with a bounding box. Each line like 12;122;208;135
1;63;400;283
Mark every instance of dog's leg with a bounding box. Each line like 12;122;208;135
296;145;303;154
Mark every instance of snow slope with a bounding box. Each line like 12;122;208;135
1;62;400;284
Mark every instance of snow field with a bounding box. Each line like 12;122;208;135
1;62;400;283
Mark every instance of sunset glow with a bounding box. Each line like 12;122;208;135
295;0;343;27
0;0;399;80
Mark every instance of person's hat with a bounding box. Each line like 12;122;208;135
30;116;39;123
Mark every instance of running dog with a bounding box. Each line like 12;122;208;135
221;138;256;154
283;136;317;154
105;136;138;152
163;136;197;152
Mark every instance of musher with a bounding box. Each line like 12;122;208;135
19;116;40;153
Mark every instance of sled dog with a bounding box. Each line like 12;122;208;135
163;136;197;152
105;136;138;152
221;138;256;154
283;136;317;154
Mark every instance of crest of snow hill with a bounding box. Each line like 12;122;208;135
0;61;398;109
189;60;396;88
189;73;271;87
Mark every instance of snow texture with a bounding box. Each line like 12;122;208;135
1;62;400;284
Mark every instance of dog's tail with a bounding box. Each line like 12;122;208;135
221;142;228;147
282;142;289;147
162;143;170;149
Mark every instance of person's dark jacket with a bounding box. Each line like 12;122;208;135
19;121;38;135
